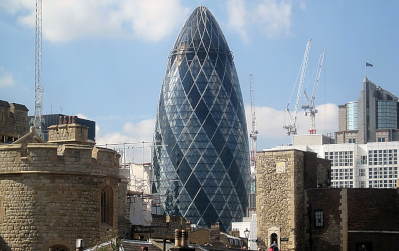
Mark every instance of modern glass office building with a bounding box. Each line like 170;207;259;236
337;76;399;144
153;6;250;232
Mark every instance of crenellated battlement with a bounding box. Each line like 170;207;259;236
48;116;91;144
0;142;120;177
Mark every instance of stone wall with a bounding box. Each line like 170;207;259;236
306;189;342;251
256;150;306;251
306;188;399;251
48;123;89;143
0;101;28;143
257;149;331;251
0;143;128;251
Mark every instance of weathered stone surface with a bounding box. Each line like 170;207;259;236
0;141;129;251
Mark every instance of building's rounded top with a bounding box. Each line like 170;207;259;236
170;6;231;57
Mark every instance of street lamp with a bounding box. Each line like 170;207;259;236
244;228;250;239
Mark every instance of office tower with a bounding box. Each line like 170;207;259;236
153;6;250;232
337;76;399;144
282;76;399;189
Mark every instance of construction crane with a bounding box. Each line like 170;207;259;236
283;39;311;136
249;73;258;194
302;49;325;134
31;0;44;137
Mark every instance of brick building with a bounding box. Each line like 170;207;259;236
0;112;129;250
256;148;399;251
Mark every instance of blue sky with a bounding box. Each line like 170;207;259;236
1;0;398;162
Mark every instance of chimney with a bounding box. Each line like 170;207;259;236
174;229;182;247
181;230;187;247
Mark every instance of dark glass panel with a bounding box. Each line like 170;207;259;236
197;50;207;65
202;29;211;49
190;57;201;78
182;73;194;94
178;56;189;80
203;204;218;226
192;30;201;49
187;84;201;108
201;114;217;138
195;71;208;94
193;188;210;215
194;99;209;124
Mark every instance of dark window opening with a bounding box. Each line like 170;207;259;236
315;210;324;228
101;186;114;226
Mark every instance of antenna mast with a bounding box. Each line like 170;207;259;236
249;73;258;192
302;49;325;134
283;39;311;136
32;0;44;137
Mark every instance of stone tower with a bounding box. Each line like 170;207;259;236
256;149;330;250
0;116;129;251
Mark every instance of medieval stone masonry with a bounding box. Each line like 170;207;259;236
0;120;129;251
0;100;28;143
257;148;399;251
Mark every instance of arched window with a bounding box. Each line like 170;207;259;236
101;186;114;226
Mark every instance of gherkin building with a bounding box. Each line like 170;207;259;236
153;6;250;232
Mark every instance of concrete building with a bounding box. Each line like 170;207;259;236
0;101;129;250
274;77;399;189
153;6;250;232
287;138;399;188
256;148;399;251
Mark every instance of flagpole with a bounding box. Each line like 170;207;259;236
365;61;367;76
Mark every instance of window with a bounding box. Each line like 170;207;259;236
315;210;324;227
101;186;114;226
0;109;5;124
360;156;367;164
325;151;354;166
349;138;356;143
378;137;386;142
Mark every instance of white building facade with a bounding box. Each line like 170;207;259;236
274;135;399;188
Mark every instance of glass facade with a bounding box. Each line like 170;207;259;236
153;6;250;232
377;101;398;129
346;101;358;130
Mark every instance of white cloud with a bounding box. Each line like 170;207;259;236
246;103;338;149
256;0;293;38
96;119;155;163
4;0;190;42
96;119;154;145
76;113;88;119
0;67;15;87
227;0;249;42
227;0;305;40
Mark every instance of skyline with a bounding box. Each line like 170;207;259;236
1;0;399;162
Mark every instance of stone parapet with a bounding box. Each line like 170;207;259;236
48;122;89;144
0;144;120;178
0;141;128;250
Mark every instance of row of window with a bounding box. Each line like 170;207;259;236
325;151;354;166
368;149;397;165
325;149;398;166
331;181;353;188
331;168;353;181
